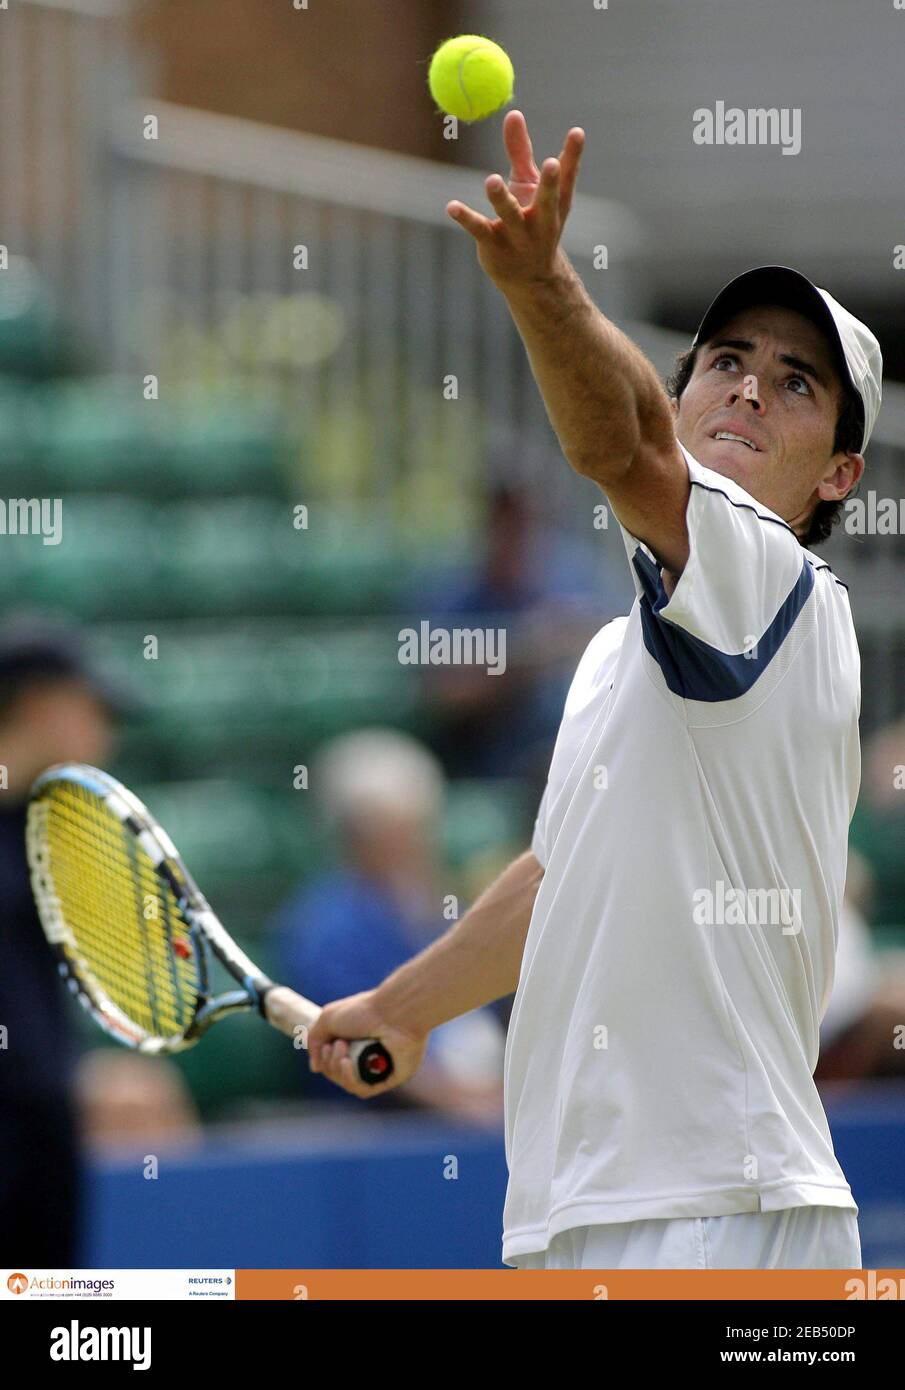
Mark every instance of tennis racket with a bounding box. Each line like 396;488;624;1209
25;762;394;1085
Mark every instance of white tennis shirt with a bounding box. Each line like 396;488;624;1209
502;442;860;1265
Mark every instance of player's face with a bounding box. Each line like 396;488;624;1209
674;304;865;533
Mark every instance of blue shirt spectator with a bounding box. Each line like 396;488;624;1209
273;869;448;1106
269;729;506;1123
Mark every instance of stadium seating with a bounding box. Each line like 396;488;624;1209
0;267;533;1118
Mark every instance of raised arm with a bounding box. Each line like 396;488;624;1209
307;849;543;1098
449;110;689;576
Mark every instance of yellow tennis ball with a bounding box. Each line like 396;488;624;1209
428;35;514;123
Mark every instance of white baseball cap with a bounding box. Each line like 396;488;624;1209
692;266;883;452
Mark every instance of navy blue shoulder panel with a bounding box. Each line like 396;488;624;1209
631;547;814;702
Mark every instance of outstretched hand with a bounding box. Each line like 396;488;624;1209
447;110;585;289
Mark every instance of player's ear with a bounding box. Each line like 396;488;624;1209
838;454;865;506
846;452;866;490
668;395;679;419
817;451;865;502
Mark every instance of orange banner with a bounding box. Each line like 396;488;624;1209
236;1269;905;1301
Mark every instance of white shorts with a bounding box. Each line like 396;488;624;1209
510;1206;862;1271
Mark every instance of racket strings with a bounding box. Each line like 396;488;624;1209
37;782;200;1042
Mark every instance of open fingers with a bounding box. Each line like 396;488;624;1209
503;108;540;185
557;127;585;216
484;172;528;231
532;157;562;237
446;199;494;240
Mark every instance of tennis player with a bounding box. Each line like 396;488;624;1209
308;110;883;1271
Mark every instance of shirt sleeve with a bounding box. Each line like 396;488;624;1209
618;443;814;702
530;783;550;869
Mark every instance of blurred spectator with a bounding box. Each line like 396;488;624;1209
816;850;905;1081
420;482;629;787
848;716;905;937
76;1052;202;1153
271;728;505;1126
0;615;196;1265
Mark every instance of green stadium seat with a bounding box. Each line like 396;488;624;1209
156;391;291;498
152;499;293;617
0;258;69;379
0;376;34;481
9;497;160;619
26;377;291;497
97;622;426;779
849;803;905;933
26;378;161;491
6;501;426;622
270;507;408;614
155;501;433;618
169;1004;304;1118
443;778;531;870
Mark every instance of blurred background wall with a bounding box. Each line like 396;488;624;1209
133;0;464;158
471;0;904;363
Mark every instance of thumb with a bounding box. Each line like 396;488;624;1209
307;991;376;1055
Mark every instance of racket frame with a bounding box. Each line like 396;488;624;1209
27;763;394;1084
27;763;277;1055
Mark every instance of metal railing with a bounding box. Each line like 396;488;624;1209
100;99;651;530
0;0;652;530
0;0;147;349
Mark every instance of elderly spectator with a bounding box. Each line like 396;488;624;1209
270;728;505;1125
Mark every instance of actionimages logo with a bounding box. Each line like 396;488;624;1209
50;1320;151;1371
9;1272;116;1295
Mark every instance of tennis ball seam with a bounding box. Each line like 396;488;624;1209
455;45;488;122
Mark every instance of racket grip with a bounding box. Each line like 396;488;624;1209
262;986;394;1087
348;1038;395;1086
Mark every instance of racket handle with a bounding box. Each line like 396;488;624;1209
262;986;394;1087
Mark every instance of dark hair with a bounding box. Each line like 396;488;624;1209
665;345;863;546
0;667;75;724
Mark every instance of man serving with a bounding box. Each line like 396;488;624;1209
307;111;882;1271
